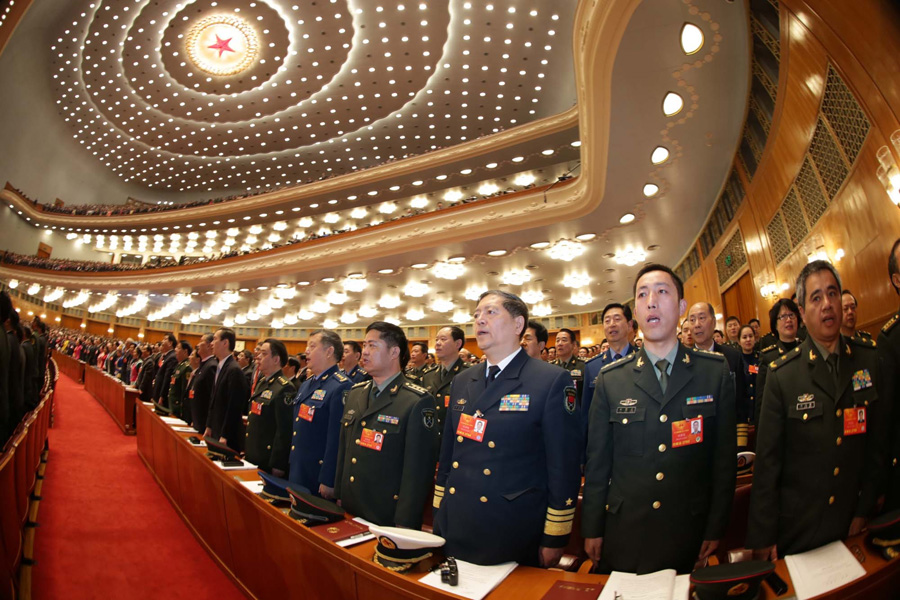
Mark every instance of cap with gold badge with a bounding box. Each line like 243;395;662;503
286;486;344;525
867;508;900;560
369;524;445;572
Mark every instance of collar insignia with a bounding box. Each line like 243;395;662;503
636;356;644;368
682;354;691;364
390;384;399;394
809;349;817;361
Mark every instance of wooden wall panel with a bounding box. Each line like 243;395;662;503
60;315;82;330
85;319;111;337
114;325;140;341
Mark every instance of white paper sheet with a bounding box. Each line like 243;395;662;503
419;559;517;600
160;416;188;425
171;426;196;432
785;541;865;600
597;569;678;600
239;480;265;494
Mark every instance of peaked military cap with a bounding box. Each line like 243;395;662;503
690;561;774;600
867;508;900;560
204;435;240;462
286;486;344;524
257;470;292;503
369;524;445;572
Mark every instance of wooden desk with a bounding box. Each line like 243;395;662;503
52;350;85;383
84;367;137;435
134;401;900;600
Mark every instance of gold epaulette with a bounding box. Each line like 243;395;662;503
351;380;371;389
277;376;289;385
848;334;877;349
771;345;802;370
403;381;429;396
334;372;349;382
883;313;899;334
761;344;777;353
692;348;726;361
544;505;576;537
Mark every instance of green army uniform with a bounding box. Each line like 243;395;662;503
245;372;296;474
162;360;191;419
753;339;801;426
582;346;737;574
553;355;587;407
878;313;900;511
421;357;469;443
851;330;873;343
334;374;438;529
747;336;887;556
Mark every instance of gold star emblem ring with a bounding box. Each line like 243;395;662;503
565;498;573;506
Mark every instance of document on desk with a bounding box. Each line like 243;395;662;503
160;416;188;426
238;480;265;494
419;559;517;600
785;540;865;600
597;570;690;600
171;426;196;432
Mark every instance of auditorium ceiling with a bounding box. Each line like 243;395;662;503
0;0;752;328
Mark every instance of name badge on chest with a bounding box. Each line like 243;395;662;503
672;416;703;448
456;413;487;442
298;403;316;422
499;394;530;411
250;400;263;416
359;428;384;451
844;407;867;436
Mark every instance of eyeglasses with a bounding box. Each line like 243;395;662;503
777;313;797;322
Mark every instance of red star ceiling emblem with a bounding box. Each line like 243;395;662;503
208;35;235;58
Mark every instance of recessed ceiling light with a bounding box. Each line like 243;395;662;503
662;92;684;117
620;213;636;224
322;277;336;282
448;256;466;263
681;23;704;55
651;146;670;165
643;183;660;197
411;263;429;269
488;250;507;256
575;233;596;241
530;241;550;249
378;268;394;274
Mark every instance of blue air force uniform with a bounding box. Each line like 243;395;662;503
582;345;737;574
343;364;371;385
433;350;583;566
288;364;352;495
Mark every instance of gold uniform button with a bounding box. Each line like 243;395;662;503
355;439;360;445
802;413;808;421
828;496;835;505
449;487;456;495
622;418;628;425
483;468;491;476
245;432;249;437
488;441;496;448
658;444;667;453
267;445;271;450
659;415;668;423
836;437;842;446
291;445;295;450
833;467;839;476
350;476;355;483
894;458;898;466
605;504;610;511
293;431;297;436
457;435;464;443
836;409;842;417
652;501;661;509
480;496;488;503
318;459;323;465
393;495;399;500
452;461;459;469
352;458;357;464
361;421;367;427
656;472;664;481
296;417;300;422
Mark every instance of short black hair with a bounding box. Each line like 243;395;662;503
841;289;857;305
557;328;578;345
164;333;177;347
526;320;548;345
725;316;741;325
601;302;632;323
446;325;466;348
738;325;755;340
200;332;214;345
216;328;237;351
411;341;429;354
367;321;410;369
239;349;253;363
262;338;288;367
286;356;301;373
748;318;760;326
769;298;800;333
795;260;842;309
890;237;900;295
633;263;684;300
713;329;724;337
343;340;362;355
477;290;528;337
176;340;192;353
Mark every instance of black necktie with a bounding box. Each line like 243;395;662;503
656;359;670;394
487;365;500;384
826;354;839;393
613;353;621;361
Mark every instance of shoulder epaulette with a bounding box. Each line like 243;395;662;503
600;352;636;373
761;344;777;353
585;354;603;364
883;313;899;334
277;376;289;385
351;380;371;389
848;335;877;349
770;345;802;371
334;372;349;382
691;347;727;361
403;381;429;396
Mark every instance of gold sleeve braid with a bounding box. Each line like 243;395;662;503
543;506;576;536
433;485;444;509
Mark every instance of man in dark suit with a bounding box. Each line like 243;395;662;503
748;261;886;559
152;333;178;411
135;344;157;404
189;333;217;433
205;328;250;452
289;330;352;497
433;291;582;568
335;322;437;529
583;264;736;574
422;325;469;437
689;302;747;423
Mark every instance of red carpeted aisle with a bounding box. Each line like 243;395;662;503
33;374;246;600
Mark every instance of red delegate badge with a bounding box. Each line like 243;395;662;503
672;416;703;448
456;413;487;442
298;403;316;422
749;364;759;374
843;407;866;436
250;401;263;416
359;428;384;451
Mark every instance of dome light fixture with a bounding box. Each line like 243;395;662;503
662;92;684;117
651;146;670;165
681;23;704;55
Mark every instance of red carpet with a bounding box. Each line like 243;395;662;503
33;374;246;600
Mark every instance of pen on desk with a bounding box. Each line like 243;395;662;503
345;532;370;540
